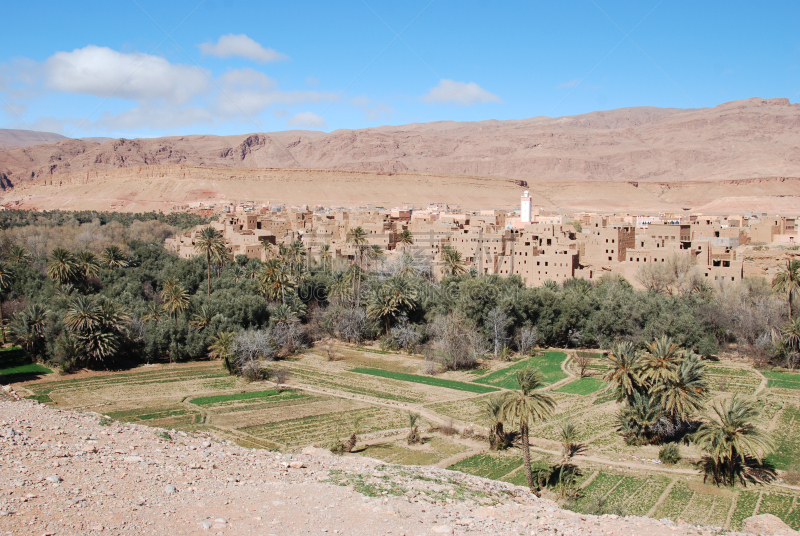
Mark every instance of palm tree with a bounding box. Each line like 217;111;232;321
47;248;78;284
7;245;32;265
64;296;129;364
208;331;237;374
0;261;12;343
603;342;643;404
368;245;386;272
347;227;368;302
397;230;413;251
407;412;422;445
440;246;467;277
161;280;190;318
9;305;47;357
190;305;215;329
558;420;581;459
258;259;295;304
288;240;306;274
319;244;332;273
366;278;417;334
694;396;775;486
654;354;709;421
485;394;507;450
500;368;555;494
101;245;129;269
616;390;663;445
346;415;364;452
75;251;101;279
782;317;800;354
64;295;101;333
773;259;800;320
640;336;680;387
194;226;227;295
142;302;164;322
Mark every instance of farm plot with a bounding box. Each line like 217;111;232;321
424;395;497;427
554;377;604;396
705;364;762;394
757;492;797;526
363;437;469;466
588;475;671;517
679;485;733;529
764;370;800;391
351;368;499;394
106;405;204;430
448;453;523;481
766;405;800;470
652;481;695;521
532;403;617;444
239;404;408;450
729;491;761;530
474;351;568;390
0;347;52;384
287;364;468;403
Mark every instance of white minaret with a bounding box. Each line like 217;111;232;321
520;190;532;224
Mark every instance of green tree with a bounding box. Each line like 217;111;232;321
0;261;12;343
258;259;295;304
616;391;663;445
208;331;237;374
65;296;129;364
640;336;681;387
76;251;101;279
347;227;368;302
501;368;555;495
366;277;417;334
397;229;413;251
654;354;709;421
694;396;775;486
441;246;467;277
47;248;78;284
773;259;800;320
319;244;332;273
194;226;227;295
161;279;190;318
9;305;48;358
7;245;32;265
101;245;129;269
603;342;643;404
485;394;508;450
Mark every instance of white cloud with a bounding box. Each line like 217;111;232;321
305;76;319;87
422;79;502;106
287;111;325;128
350;96;393;121
94;104;213;131
198;34;288;63
558;79;580;89
44;45;209;104
216;68;334;116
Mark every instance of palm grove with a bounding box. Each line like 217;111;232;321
0;211;796;486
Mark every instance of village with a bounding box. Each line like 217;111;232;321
166;191;798;287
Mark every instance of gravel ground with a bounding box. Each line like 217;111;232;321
0;398;752;536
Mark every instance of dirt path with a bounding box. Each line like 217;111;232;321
544;351;576;392
754;367;769;396
435;446;485;469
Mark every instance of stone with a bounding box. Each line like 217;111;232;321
164;485;176;494
431;525;454;534
742;514;800;535
289;461;306;469
124;456;144;463
45;475;62;483
82;445;97;453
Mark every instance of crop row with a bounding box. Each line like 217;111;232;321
474;351;568;389
766;406;800;470
448;453;523;480
554;377;604;396
351;368;499;393
287;366;437;403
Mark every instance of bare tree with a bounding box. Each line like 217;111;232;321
272;368;290;392
485;307;511;358
573;353;591;378
425;313;489;370
515;325;539;355
334;307;369;344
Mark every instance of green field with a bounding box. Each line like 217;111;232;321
448;453;523;480
555;377;604;395
766;405;800;470
351;368;499;393
764;370;800;390
0;347;52;383
474;351;568;389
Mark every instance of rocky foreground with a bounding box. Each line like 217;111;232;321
0;397;792;536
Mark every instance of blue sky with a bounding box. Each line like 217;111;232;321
1;0;798;138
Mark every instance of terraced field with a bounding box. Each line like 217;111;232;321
12;345;800;531
473;351;568;389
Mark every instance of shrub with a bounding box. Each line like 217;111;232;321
659;443;681;465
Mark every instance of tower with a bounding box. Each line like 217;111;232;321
520;190;532;224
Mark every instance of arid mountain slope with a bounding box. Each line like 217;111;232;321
1;97;799;185
0;129;67;150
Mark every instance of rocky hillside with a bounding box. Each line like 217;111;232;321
0;395;789;536
1;97;799;188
